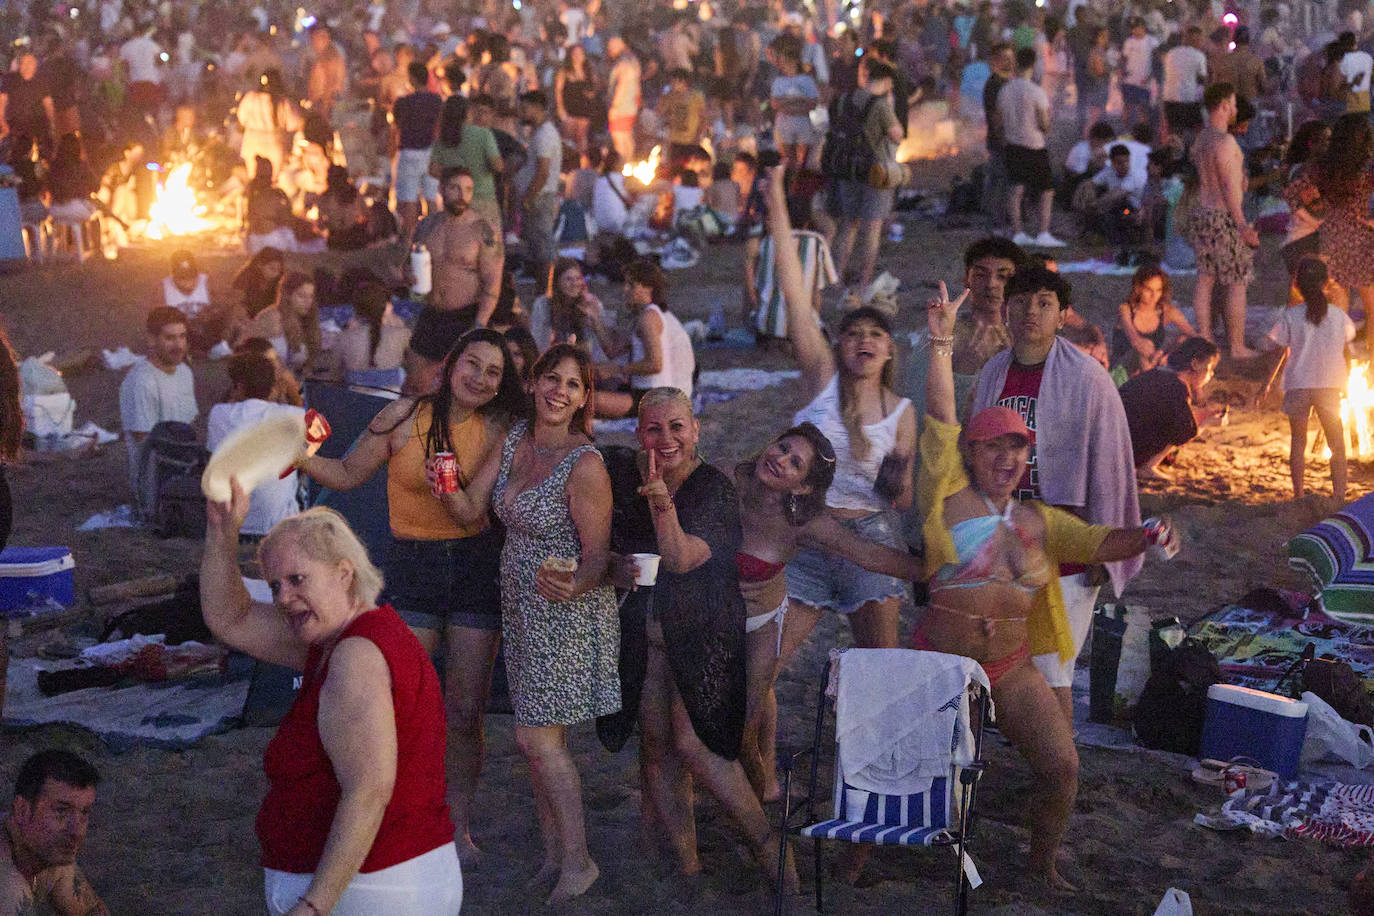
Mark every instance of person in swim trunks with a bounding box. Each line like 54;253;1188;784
1186;82;1260;359
732;422;923;805
406;167;505;394
919;280;1171;890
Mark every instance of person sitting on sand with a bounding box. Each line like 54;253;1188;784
920;280;1172;889
1111;264;1198;377
201;500;463;915
0;750;108;916
1119;337;1225;480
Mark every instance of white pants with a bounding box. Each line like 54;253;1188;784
264;842;462;915
1032;573;1100;689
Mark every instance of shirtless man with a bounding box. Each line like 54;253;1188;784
406;166;504;393
1187;82;1260;359
0;750;107;916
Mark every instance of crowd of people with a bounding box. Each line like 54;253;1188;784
4;0;1374;910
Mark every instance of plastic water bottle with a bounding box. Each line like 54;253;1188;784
708;304;726;340
410;243;432;297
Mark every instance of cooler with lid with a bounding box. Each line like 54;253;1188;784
0;546;76;615
1199;683;1309;779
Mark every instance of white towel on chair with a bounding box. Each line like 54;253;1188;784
835;649;990;797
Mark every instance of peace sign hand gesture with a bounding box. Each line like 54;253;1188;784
926;281;970;341
637;448;674;515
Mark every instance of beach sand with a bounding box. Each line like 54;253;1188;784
0;161;1369;914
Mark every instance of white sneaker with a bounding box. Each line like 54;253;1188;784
1012;231;1036;246
1035;232;1068;248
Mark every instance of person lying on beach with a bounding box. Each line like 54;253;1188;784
1;749;109;916
919;280;1175;889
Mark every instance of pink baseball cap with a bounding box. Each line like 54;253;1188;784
964;407;1031;445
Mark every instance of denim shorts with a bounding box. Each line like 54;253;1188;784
785;510;912;614
383;527;503;632
394;147;439;204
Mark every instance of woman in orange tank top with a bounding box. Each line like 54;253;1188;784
300;329;526;864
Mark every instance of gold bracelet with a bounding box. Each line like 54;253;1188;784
930;335;954;356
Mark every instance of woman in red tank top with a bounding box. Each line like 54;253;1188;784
200;488;461;916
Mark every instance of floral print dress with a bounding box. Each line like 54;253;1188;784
493;421;621;727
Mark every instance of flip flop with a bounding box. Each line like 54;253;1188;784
1190;757;1277;794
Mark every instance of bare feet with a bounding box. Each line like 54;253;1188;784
1041;866;1078;892
760;779;783;805
1229;345;1259;360
1137;465;1173;482
548;859;600;904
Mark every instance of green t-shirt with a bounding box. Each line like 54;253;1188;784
430;124;501;201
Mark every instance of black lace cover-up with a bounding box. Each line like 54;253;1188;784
595;447;747;760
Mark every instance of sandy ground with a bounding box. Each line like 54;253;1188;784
1;136;1372;914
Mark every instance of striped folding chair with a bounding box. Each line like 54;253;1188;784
775;649;989;915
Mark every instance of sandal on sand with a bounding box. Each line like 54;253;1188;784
1190;757;1277;793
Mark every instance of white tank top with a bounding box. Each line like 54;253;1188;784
631;304;695;397
792;374;911;513
162;274;210;317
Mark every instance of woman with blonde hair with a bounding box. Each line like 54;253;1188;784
201;499;462;915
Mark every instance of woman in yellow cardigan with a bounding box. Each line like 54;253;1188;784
917;282;1173;890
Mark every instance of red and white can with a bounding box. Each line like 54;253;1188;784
433;452;459;494
1223;770;1247;794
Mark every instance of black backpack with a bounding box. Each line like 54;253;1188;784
134;421;209;537
821;92;879;184
1133;638;1222;755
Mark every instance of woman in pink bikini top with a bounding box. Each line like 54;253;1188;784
731;423;923;804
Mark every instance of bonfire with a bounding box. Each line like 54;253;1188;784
1343;361;1374;459
622;146;662;188
144;163;212;240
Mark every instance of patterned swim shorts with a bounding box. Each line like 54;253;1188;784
1185;205;1254;286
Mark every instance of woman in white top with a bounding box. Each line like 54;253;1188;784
592;151;634;235
528;258;611;363
237;68;303;181
589;259;695;418
768;159;917;773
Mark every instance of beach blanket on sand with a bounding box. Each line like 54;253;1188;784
1196;780;1374;846
1189;603;1374;694
1289;493;1374;625
3;656;249;752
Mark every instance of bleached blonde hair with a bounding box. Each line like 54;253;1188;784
258;507;384;609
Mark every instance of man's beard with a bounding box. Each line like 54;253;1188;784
445;200;468;216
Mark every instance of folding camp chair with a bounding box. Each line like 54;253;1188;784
775;648;990;916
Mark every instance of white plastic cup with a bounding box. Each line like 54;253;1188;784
631;553;661;586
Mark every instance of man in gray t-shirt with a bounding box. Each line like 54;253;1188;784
517;89;563;288
119;306;198;503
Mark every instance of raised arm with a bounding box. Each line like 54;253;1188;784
298;399;407;491
200;480;307;670
925;281;970;425
299;637;397;916
638;449;711;573
764;164;834;396
799;512;923;579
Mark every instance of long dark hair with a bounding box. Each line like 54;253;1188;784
624;258;668;311
438;94;469;147
277;270;321;363
1128;264;1172;315
1296;257;1331;326
548;257;588;341
353;282;390;366
0;324;22;462
375;329;527;457
233;247;286;318
736;422;836;526
529;343;596;437
1315;113;1374;207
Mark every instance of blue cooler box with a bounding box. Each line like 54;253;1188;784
1199;684;1309;779
0;547;75;615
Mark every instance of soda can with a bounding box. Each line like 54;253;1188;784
433;452;458;494
1224;770;1247;794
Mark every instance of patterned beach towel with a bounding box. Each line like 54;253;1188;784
1196;780;1374;847
1289;492;1374;624
752;229;837;340
1189;603;1374;695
